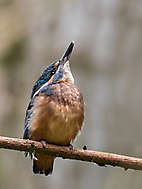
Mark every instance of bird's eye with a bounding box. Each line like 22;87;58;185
51;63;60;75
51;67;56;75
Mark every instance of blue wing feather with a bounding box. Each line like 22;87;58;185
24;60;59;139
23;97;35;139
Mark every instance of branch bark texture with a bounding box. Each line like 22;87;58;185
0;136;142;171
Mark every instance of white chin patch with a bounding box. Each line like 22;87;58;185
63;61;74;83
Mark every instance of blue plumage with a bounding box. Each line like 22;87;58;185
23;60;60;139
23;60;59;139
31;60;59;98
23;98;34;139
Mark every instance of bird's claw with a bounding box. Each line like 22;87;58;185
41;140;47;148
69;144;74;150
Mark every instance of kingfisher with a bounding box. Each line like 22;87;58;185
23;41;84;176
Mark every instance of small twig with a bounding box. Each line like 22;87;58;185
0;136;142;171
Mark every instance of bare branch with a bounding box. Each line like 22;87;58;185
0;136;142;171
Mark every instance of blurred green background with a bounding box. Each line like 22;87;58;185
0;0;142;188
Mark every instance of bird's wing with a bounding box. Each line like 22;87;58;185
23;97;35;139
23;83;54;139
24;60;59;139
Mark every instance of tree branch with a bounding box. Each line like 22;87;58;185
0;136;142;171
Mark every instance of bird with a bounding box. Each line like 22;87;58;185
23;41;84;176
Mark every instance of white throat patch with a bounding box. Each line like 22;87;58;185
63;61;74;84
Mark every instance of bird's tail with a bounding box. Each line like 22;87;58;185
33;153;55;176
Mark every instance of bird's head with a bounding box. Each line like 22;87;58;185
31;41;74;98
52;41;74;84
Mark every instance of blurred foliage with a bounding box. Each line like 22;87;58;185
0;0;13;7
0;37;27;69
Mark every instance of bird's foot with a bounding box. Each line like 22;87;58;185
69;144;74;150
40;140;47;148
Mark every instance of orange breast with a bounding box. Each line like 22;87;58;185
29;83;84;145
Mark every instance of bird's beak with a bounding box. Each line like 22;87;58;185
52;41;75;84
60;41;75;63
